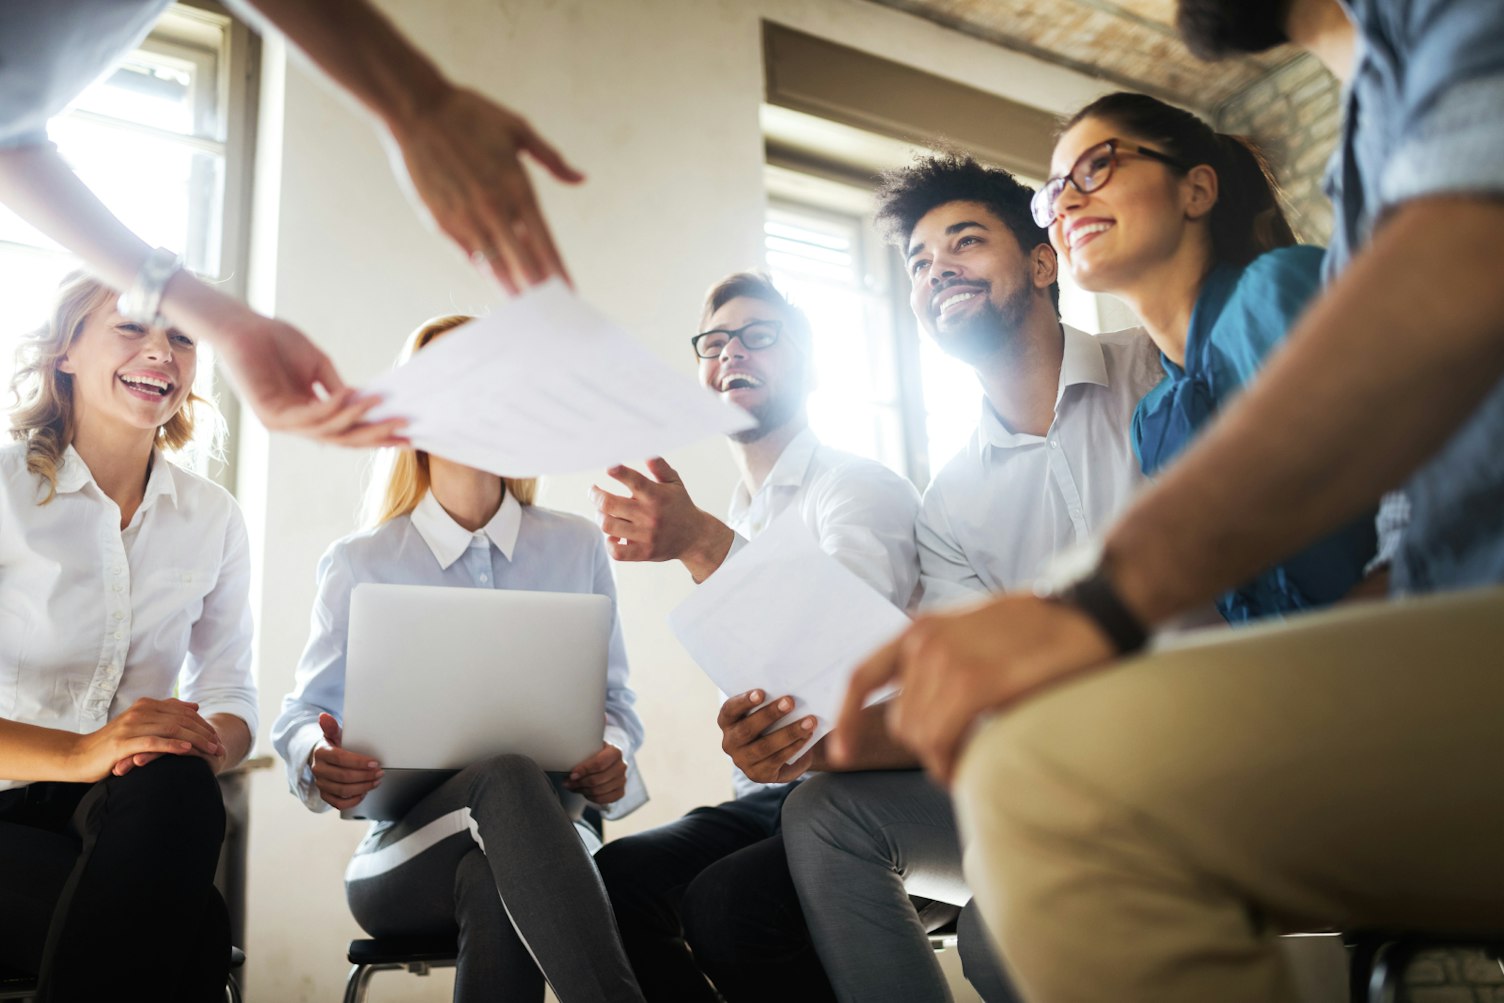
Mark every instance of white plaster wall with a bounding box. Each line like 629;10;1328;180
240;2;1112;999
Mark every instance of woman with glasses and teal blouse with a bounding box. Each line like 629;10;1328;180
1034;92;1379;622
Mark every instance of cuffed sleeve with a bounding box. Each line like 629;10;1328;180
593;538;647;819
270;543;355;814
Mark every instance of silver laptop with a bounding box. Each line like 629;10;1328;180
339;583;610;821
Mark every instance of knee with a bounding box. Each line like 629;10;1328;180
462;753;549;803
594;835;666;922
110;754;225;842
781;773;873;864
679;863;737;959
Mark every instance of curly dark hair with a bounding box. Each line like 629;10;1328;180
874;152;1058;312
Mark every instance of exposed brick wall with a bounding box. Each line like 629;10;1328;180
1214;53;1342;246
1401;947;1504;1003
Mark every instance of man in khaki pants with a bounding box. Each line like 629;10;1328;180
835;0;1504;1000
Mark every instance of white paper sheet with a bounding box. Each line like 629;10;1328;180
364;280;755;477
667;509;909;763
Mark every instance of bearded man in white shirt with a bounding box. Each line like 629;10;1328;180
774;154;1168;1003
589;272;924;1002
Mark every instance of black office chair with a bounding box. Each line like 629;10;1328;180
0;946;246;1003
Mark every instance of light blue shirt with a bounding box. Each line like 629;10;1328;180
272;490;646;819
1327;0;1504;592
0;0;172;148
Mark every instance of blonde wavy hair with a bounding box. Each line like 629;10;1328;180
8;271;212;503
364;314;537;526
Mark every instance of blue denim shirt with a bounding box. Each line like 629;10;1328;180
1134;246;1377;621
1326;0;1504;592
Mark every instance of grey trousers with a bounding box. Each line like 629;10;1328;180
344;753;644;1003
782;770;1017;1003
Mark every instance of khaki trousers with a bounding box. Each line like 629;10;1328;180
954;587;1504;1003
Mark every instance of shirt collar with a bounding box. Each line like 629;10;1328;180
979;325;1108;452
411;488;522;569
55;445;179;509
729;427;820;517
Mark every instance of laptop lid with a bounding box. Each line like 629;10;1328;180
341;583;610;773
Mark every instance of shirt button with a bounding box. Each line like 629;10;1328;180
478;573;490;584
113;632;123;641
112;584;123;592
1049;439;1059;449
113;611;125;621
112;565;123;575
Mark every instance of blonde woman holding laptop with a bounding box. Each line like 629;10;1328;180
273;315;648;1003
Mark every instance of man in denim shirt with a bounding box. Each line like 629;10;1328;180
829;2;1504;1000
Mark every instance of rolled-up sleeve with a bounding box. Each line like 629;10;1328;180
179;504;259;738
270;544;355;814
1376;1;1504;210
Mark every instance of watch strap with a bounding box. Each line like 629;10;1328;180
1052;567;1148;656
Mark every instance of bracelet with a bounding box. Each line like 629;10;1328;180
116;247;184;328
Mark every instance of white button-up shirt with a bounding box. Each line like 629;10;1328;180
272;490;647;818
0;442;258;791
917;326;1164;609
726;428;922;609
722;428;921;798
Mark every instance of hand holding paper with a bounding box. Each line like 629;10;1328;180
366;280;754;476
667;510;908;764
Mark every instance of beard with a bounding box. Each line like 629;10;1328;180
930;279;1034;366
729;383;805;444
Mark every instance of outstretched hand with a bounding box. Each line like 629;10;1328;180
165;282;409;448
591;457;733;581
388;85;583;295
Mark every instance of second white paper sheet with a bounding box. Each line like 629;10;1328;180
365;280;755;477
667;509;909;763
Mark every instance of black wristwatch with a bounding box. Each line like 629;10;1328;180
1034;542;1149;656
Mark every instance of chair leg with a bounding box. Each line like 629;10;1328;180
344;962;404;1003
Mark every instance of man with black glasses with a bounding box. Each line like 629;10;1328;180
589;271;921;1002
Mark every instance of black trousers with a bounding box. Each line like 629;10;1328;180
0;755;230;1002
594;784;837;1003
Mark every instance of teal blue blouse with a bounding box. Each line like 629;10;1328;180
1132;245;1378;622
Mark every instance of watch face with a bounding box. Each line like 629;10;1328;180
1033;538;1106;598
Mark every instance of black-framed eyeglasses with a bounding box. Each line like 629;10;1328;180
691;319;782;359
1031;139;1191;228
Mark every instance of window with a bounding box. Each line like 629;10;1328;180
0;3;257;483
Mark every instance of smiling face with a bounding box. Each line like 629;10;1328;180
59;306;197;442
1047;115;1207;295
905;199;1047;365
697;295;807;443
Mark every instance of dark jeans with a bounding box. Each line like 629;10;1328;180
594;784;837;1003
0;756;230;1002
